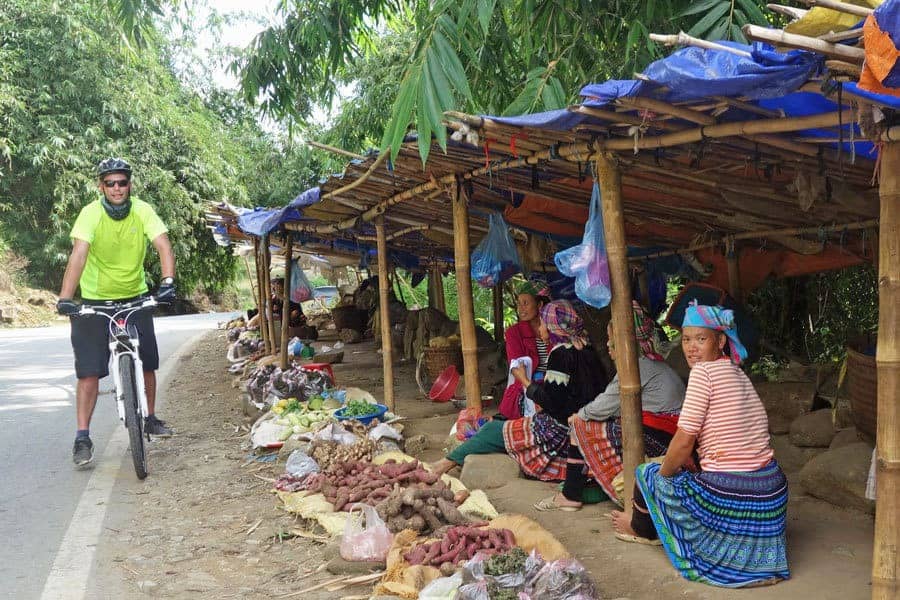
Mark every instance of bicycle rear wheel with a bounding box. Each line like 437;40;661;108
119;354;148;479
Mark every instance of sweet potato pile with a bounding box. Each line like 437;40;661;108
375;485;469;535
309;439;378;473
302;459;444;512
403;525;517;575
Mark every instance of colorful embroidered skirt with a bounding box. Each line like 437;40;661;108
502;413;569;481
635;461;790;588
571;416;674;502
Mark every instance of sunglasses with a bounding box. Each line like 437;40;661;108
103;179;130;188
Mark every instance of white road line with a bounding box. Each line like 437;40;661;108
38;428;128;600
38;329;209;600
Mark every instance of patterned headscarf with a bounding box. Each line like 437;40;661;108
682;301;748;365
517;279;551;300
540;300;589;348
631;301;663;361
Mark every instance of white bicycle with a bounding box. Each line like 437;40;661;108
76;296;161;479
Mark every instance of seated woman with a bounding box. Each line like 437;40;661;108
610;303;789;588
248;277;307;329
432;300;607;481
497;280;552;420
535;302;685;511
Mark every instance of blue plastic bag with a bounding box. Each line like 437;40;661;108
554;182;611;308
471;212;522;288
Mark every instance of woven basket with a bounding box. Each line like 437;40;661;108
846;335;877;443
331;306;367;332
424;345;464;379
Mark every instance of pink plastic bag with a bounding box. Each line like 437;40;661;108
455;408;489;441
339;503;393;562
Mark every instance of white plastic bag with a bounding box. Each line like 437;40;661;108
285;450;320;478
420;572;463;599
339;503;393;562
290;260;314;303
508;356;536;417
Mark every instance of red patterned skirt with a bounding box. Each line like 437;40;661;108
502;413;569;481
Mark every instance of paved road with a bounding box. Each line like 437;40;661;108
0;312;234;600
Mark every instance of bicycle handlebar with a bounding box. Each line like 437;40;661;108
76;296;161;317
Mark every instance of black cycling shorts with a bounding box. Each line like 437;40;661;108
70;300;160;379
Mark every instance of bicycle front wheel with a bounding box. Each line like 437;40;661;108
119;354;148;479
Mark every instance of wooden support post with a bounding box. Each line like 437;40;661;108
263;235;277;355
873;142;900;600
637;265;651;312
375;217;395;411
280;233;293;370
596;153;644;510
726;240;743;303
254;238;269;354
493;284;505;344
434;266;446;314
451;180;482;413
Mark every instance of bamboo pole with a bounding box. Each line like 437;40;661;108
766;4;808;20
649;32;753;57
596;153;644;510
433;265;446;314
244;254;259;315
305;140;365;160
872;142;900;600
451;179;482;413
280;233;293;369
253;238;269;354
263;235;277;355
375;216;395;411
638;266;651;312
794;0;873;17
743;25;866;62
493;284;505;344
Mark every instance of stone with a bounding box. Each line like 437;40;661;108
770;434;826;473
137;580;159;595
326;556;386;575
829;427;861;450
789;409;836;448
460;453;520;491
799;442;875;514
403;434;428;456
756;381;815;422
768;413;791;435
443;432;463;456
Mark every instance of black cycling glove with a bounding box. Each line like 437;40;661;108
57;299;79;316
157;277;177;303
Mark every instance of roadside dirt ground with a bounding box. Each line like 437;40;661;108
90;328;875;600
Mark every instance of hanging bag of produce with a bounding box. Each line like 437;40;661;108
471;212;522;288
290;260;314;303
339;503;394;562
553;181;611;308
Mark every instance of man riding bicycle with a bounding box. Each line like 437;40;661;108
57;158;176;467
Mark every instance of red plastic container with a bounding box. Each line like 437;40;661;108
429;365;460;402
301;362;336;385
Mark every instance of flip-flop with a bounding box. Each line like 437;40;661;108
533;495;581;512
614;532;662;546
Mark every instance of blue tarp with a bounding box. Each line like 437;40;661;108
237;187;321;237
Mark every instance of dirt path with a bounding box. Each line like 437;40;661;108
90;329;875;600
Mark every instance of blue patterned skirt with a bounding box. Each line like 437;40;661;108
635;461;790;588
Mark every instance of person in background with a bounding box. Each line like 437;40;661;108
432;300;607;481
534;301;685;511
497;280;552;420
610;302;789;588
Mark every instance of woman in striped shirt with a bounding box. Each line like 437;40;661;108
610;302;789;588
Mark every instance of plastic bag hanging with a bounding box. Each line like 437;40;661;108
470;212;522;288
553;181;611;309
290;260;314;303
339;503;394;562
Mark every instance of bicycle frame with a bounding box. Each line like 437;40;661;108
78;298;157;424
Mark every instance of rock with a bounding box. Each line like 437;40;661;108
340;328;362;344
770;434;826;473
768;413;791;435
443;432;463;456
799;442;875;514
403;434;428;456
326;556;386;575
460;453;520;491
26;295;45;306
137;580;159;595
789;409;836;447
756;381;815;422
830;427;860;449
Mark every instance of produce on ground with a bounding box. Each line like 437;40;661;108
246;364;331;403
309;439;379;472
341;399;381;418
403;525;517;575
484;547;528;576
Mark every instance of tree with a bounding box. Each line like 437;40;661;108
236;0;775;163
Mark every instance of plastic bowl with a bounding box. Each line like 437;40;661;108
429;365;460;402
334;403;389;425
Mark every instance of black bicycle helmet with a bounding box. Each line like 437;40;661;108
97;157;132;177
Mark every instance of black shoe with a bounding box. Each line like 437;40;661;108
144;415;173;437
73;437;94;467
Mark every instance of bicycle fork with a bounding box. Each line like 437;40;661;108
109;342;149;425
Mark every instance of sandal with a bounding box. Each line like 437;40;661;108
533;495;581;512
613;532;662;546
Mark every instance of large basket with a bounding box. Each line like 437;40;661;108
424;345;464;379
331;306;367;332
846;335;877;443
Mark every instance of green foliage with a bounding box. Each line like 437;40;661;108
238;0;775;164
